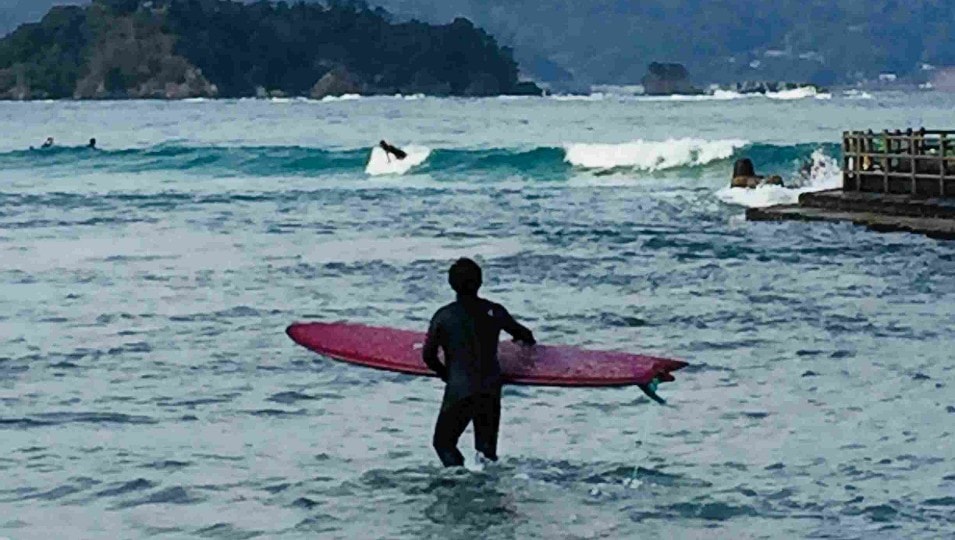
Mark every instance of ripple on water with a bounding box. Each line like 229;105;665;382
94;478;156;498
143;460;191;470
21;477;100;502
267;391;321;404
195;523;261;540
0;412;158;428
637;501;760;522
115;486;201;509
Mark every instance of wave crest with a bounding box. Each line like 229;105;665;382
0;141;838;180
564;138;748;171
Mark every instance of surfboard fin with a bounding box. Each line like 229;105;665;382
638;378;666;405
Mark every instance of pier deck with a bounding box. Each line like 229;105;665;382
745;129;955;240
747;190;955;239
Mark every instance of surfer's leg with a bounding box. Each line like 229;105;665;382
472;392;501;461
432;399;472;467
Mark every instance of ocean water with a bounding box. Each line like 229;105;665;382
1;92;954;539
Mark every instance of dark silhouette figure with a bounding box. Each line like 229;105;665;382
732;158;756;178
379;140;407;162
422;258;535;467
87;138;97;149
40;137;54;148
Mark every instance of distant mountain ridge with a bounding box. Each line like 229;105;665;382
0;0;541;99
366;0;955;88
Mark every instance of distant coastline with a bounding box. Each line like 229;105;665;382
0;0;543;101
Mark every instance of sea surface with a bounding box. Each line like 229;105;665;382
1;91;954;539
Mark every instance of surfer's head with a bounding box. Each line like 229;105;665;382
449;258;482;296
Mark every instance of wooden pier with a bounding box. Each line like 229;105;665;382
843;129;955;197
747;129;955;239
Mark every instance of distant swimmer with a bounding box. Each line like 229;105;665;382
379;140;407;161
87;138;97;149
40;137;54;149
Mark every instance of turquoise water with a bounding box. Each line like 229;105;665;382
1;93;954;539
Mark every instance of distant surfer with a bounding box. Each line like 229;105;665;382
40;137;54;149
422;258;536;467
87;138;97;149
379;140;407;162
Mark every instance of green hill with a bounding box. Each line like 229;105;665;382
0;0;541;99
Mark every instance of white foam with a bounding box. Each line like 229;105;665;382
716;149;842;208
844;90;874;100
765;86;823;100
564;138;748;171
673;90;746;101
710;89;746;100
364;145;431;176
550;93;607;101
635;88;827;101
321;94;362;102
632;90;748;102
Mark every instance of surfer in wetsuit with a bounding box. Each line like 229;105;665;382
87;138;97;149
422;258;536;467
379;140;407;162
40;137;54;149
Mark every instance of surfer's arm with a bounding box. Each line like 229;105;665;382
422;318;448;380
498;306;536;346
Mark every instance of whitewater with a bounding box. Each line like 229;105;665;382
1;93;954;539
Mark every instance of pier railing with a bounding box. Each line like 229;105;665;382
843;129;955;198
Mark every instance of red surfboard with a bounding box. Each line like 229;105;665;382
286;322;688;401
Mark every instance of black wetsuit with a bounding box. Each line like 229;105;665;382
380;142;407;160
422;294;535;466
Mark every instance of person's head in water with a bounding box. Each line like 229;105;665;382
88;138;96;149
448;258;482;296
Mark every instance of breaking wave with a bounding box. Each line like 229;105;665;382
563;138;748;171
716;148;842;208
0;140;840;180
365;146;432;176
